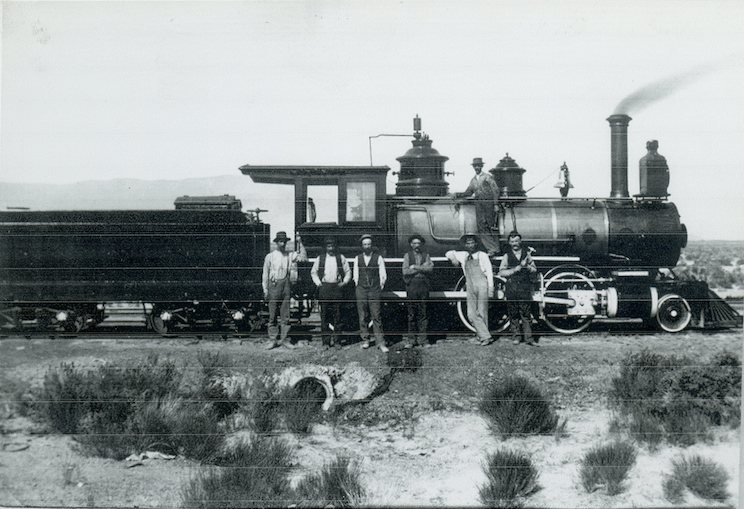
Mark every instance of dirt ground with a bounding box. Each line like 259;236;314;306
0;325;741;508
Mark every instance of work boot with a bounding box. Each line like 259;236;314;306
284;341;297;350
265;341;280;350
512;338;521;345
361;341;370;349
379;344;390;353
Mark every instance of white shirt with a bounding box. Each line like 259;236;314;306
262;247;307;294
311;254;351;285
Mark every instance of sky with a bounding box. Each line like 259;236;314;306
2;0;743;239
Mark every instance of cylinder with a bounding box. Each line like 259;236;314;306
607;114;632;199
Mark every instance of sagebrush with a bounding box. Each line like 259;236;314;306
664;454;730;503
580;441;637;495
478;448;539;508
479;375;560;436
294;456;366;508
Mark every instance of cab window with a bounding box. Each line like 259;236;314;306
306;185;338;223
346;181;376;222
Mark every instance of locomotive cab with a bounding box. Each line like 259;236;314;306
239;165;392;257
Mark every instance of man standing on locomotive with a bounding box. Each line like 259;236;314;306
262;231;307;350
498;231;538;346
445;234;495;346
311;236;351;348
353;234;389;352
402;234;434;348
455;157;501;255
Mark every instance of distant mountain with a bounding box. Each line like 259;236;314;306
0;175;294;232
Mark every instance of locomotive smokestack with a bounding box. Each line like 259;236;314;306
607;114;632;199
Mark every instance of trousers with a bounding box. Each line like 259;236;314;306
507;300;533;343
318;283;343;345
356;285;384;343
465;266;490;341
406;277;429;343
267;278;291;342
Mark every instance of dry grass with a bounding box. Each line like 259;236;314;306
478;448;539;508
579;441;637;496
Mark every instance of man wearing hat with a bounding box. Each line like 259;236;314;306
353;234;389;352
311;236;351;348
402;234;434;347
498;231;538;346
262;232;307;349
445;234;495;345
455;157;501;255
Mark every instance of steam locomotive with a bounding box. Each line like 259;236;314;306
0;115;740;334
241;115;741;334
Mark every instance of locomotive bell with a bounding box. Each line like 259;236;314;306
395;117;450;197
490;153;526;200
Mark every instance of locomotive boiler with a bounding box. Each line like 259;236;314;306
241;115;741;334
0;196;269;333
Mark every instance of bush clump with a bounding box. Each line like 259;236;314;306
479;375;560;436
579;441;637;495
294;456;366;508
478;448;539;508
37;356;228;461
181;437;295;508
609;350;740;446
281;379;327;434
662;454;730;503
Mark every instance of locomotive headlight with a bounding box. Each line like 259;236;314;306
232;311;245;321
56;311;68;322
160;311;172;321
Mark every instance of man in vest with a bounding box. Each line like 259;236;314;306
353;234;389;352
455;157;501;255
402;234;434;348
262;232;307;350
445;233;496;346
311;236;351;348
498;231;538;346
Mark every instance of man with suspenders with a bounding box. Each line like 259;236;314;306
262;231;307;349
353;234;389;352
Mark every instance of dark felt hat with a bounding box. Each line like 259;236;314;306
460;233;481;245
273;231;291;243
359;234;373;243
407;234;426;244
472;157;484;167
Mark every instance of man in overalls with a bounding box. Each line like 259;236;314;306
498;231;537;346
455;157;501;255
261;232;307;349
445;233;495;345
311;236;351;348
402;234;433;348
353;234;389;352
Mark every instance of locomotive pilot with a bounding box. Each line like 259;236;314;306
353;234;389;352
455;157;501;256
445;234;495;346
498;230;538;346
402;234;434;348
311;236;352;348
262;231;307;350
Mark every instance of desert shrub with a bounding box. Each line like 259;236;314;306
478;448;539;508
196;350;241;420
665;454;730;503
196;350;230;379
580;441;637;495
609;350;740;446
243;377;282;434
662;475;686;504
41;355;180;436
387;347;423;373
294;456;365;508
479;375;560;436
281;378;327;434
181;437;294;508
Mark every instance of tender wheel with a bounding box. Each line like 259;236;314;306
455;276;510;334
148;313;170;335
542;271;595;335
655;294;691;333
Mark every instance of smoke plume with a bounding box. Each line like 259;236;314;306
613;61;721;115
